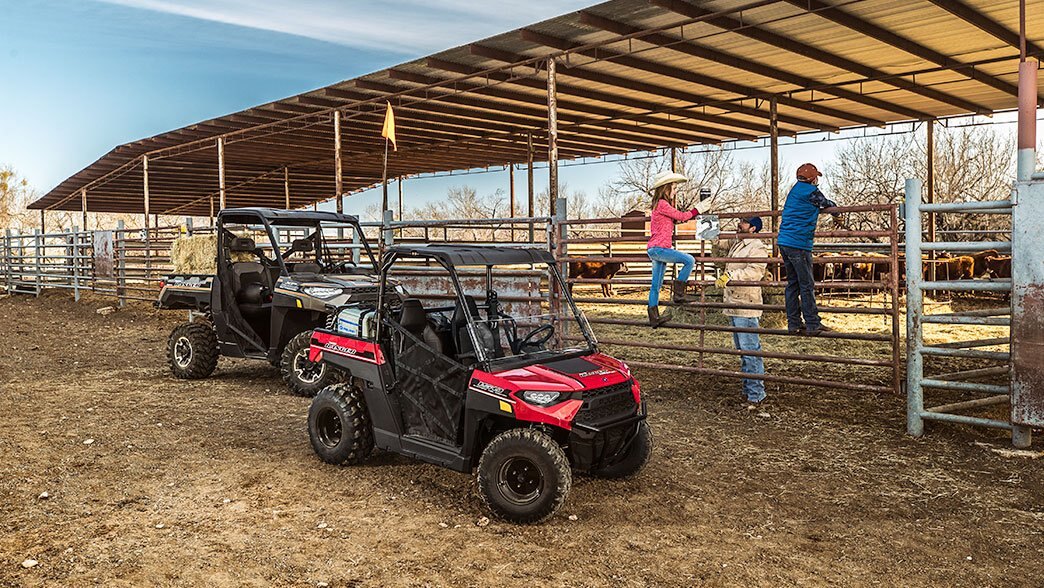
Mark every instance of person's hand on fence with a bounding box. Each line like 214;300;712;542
714;272;731;289
688;208;700;219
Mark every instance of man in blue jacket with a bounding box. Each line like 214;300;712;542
777;163;838;336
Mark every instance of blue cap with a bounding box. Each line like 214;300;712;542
746;216;763;233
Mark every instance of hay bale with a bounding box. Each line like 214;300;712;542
171;234;220;274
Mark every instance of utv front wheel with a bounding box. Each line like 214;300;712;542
308;383;374;465
589;421;653;479
167;321;218;379
280;330;340;397
477;428;571;524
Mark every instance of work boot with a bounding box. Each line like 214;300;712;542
671;280;693;304
647;306;669;328
806;324;834;336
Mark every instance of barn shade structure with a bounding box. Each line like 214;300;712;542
30;0;1044;218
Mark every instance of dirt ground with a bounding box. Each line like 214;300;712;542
1;291;1042;587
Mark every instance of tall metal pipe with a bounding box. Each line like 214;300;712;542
904;178;925;437
546;58;559;217
217;138;226;210
1017;60;1037;181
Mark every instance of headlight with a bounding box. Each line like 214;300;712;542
302;286;342;299
521;390;561;406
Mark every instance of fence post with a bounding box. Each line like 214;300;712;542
185;217;194;236
351;227;361;265
3;229;11;294
71;226;80;302
117;220;126;307
33;229;42;296
382;209;395;250
905;179;925;438
552;197;568;319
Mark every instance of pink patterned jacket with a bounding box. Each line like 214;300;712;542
647;199;698;249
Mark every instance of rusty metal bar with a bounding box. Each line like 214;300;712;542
625;360;891;394
926;394;1009;415
570;296;893;315
527;132;535;243
921;347;1009;361
588;316;891;342
559;204;896;225
334;110;344;214
216;138;226;210
931;366;1010;382
586;337;893;367
935;337;1010;349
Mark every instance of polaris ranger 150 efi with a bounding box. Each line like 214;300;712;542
306;244;651;523
156;208;388;396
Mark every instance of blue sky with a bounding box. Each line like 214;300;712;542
1;0;1036;218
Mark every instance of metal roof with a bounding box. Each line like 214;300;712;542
31;0;1044;216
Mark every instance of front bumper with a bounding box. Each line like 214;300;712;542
568;401;647;471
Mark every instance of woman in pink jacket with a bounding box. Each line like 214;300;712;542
646;171;715;327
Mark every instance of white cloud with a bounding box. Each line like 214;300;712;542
97;0;594;55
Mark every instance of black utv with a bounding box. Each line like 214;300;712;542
156;207;389;396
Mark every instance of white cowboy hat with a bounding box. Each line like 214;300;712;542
650;170;688;191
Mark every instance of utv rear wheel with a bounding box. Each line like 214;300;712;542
308;383;374;465
167;321;218;379
281;330;340;397
477;428;571;524
589;421;652;479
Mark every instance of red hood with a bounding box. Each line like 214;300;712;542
489;353;631;393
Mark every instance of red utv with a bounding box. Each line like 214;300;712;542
306;244;651;523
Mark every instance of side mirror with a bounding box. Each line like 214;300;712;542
291;238;314;253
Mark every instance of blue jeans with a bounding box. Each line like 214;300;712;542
730;316;766;403
779;245;822;331
647;247;694;307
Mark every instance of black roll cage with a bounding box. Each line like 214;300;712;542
374;247;598;372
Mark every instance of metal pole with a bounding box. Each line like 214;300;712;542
39;209;45;234
527;132;535;243
670;147;678;173
889;204;901;397
209;196;215;226
143;155;151;282
546;58;559;218
80;188;88;231
217;138;226;210
1017;61;1038;180
770;97;781;281
398;177;403;221
3;229;11;294
284;167;291;210
905;179;925;438
509;164;516;242
334;110;343;214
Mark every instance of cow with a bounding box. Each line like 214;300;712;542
984;255;1012;280
933;255;975;280
970;249;999;278
568;260;628;297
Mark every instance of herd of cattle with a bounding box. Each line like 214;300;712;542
567;248;1012;298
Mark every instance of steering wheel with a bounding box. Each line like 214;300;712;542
514;324;555;354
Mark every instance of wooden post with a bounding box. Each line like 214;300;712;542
116;220;126;307
284;167;291;210
670;147;679;173
39;209;45;234
546;57;559;218
209;196;215;226
217;138;226;210
508;164;516;242
527;132;535;243
81;188;88;230
334;110;343;214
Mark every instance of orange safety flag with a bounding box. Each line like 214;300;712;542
381;101;397;151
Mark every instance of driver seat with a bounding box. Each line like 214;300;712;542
398;298;445;356
451;295;500;362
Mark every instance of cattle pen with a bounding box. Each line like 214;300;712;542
7;0;1044;452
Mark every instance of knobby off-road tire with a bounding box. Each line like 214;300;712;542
167;321;219;380
308;383;374;465
477;428;572;524
589;420;653;479
280;330;341;397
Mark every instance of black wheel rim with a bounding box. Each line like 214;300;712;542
315;407;342;448
173;336;193;368
293;349;326;384
497;456;543;505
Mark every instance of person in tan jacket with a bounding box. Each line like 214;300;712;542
715;217;769;404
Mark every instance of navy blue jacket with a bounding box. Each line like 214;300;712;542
777;181;837;251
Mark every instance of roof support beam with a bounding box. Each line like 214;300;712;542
512;30;844;130
651;0;993;115
926;0;1044;60
334;110;343;214
783;0;1020;100
578;10;930;122
403;62;760;141
547;57;559;217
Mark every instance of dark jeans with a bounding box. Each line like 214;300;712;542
779;245;822;331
